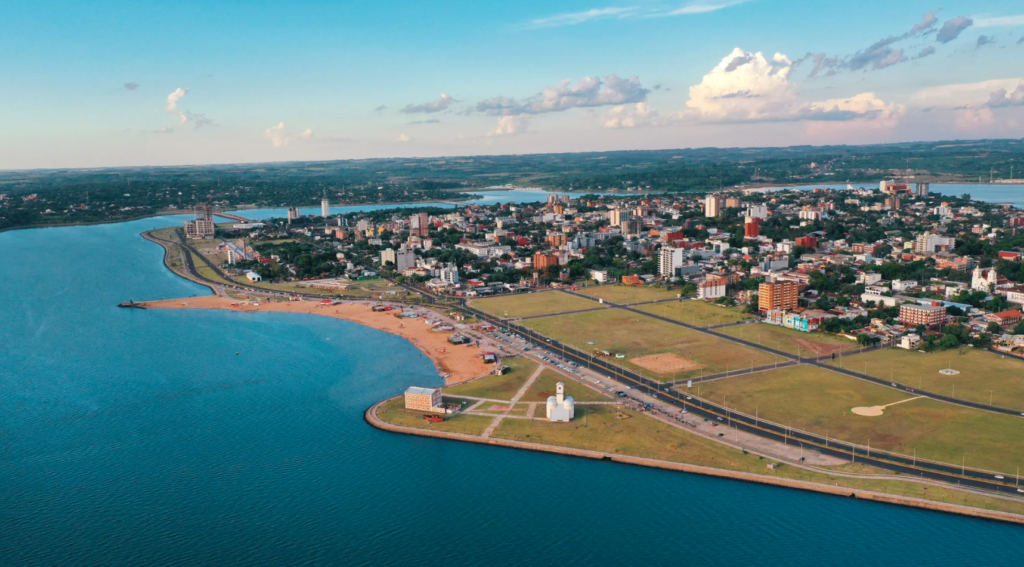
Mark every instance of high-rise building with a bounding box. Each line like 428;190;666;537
758;282;800;312
898;304;947;327
916;182;930;196
658;246;685;277
409;212;429;237
609;209;629;226
704;194;724;218
744;216;760;238
321;198;330;217
381;244;415;271
184;203;215;239
287;207;301;223
533;251;559;270
745;204;769;219
725;197;741;208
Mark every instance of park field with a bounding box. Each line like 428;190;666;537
524;309;778;381
376;396;492;436
444;356;539;399
637;300;754;328
576;285;680;304
720;323;859;357
472;291;599;319
695;365;1024;474
827;348;1024;411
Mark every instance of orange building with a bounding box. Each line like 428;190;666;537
546;233;567;247
758;281;800;312
795;235;818;248
744;217;760;238
533;251;559;270
621;274;643;286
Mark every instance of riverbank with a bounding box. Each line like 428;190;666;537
366;398;1024;526
139;295;491;384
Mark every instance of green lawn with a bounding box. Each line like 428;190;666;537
696;365;1024;474
443;356;539;400
490;404;1024;516
524;309;777;381
638;300;754;327
576;285;680;304
826;348;1024;410
376;397;493;436
720;323;859;357
520;369;610;402
472;291;600;319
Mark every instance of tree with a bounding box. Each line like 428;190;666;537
986;322;1002;334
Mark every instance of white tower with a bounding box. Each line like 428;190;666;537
545;382;575;422
321;198;330;217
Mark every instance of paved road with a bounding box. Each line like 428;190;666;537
398;284;1024;496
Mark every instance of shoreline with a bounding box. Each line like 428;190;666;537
138;295;492;385
364;398;1024;527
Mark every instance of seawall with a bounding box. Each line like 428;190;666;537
365;398;1024;527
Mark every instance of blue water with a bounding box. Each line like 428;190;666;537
2;219;1022;566
767;183;1024;207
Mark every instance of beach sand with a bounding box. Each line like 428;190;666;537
140;296;491;384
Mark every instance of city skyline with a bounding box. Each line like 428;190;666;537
3;0;1023;169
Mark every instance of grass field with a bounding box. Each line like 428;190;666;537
826;348;1024;410
695;365;1024;474
576;285;680;304
519;369;609;402
443;356;539;400
524;309;777;381
376;397;493;436
637;300;754;327
472;291;599;319
490;404;1024;516
720;323;859;357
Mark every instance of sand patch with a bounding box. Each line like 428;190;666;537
630;353;704;374
851;396;923;417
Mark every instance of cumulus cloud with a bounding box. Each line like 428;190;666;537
400;93;454;114
987;81;1024;108
475;74;649;115
488;115;531;136
682;48;903;127
123;82;140;91
911;78;1024;108
936;16;973;43
398;133;411;142
166;88;188;111
976;35;996;48
955;108;995;130
264;122;313;147
603;102;660;128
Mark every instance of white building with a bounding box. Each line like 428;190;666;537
704;194;724;218
745;204;769;219
436;263;459;285
381;245;415;271
914;233;955;253
245;270;262;282
697;276;727;300
658;246;685;278
589;269;609;283
321;198;330;217
545;382;575;422
972;267;998;292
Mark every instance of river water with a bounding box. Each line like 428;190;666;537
2;217;1022;565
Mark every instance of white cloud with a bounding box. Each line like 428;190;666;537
603;102;660;128
522;7;637;29
910;78;1024;108
475;74;649;115
974;15;1024;28
681;48;903;128
955;108;995;130
166;88;188;111
265;122;313;147
398;133;411;142
488;115;531;136
936;16;973;43
400;93;455;114
664;0;750;16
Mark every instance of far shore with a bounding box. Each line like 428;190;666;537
138;295;492;385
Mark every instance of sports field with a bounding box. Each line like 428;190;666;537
444;356;539;399
524;309;777;381
695;365;1024;474
637;300;754;327
720;323;859;357
576;285;680;304
827;347;1024;410
472;291;600;319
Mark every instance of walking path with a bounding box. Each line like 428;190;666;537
482;364;545;438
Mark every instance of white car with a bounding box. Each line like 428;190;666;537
995;475;1005;480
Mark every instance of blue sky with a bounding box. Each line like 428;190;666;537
1;0;1022;168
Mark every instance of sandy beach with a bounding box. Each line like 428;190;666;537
139;296;491;384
